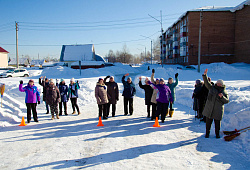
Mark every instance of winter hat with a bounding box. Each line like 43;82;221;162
156;78;159;81
168;77;173;81
216;79;224;86
45;78;48;81
99;78;103;82
50;79;55;84
110;76;114;79
127;77;132;81
61;78;65;82
196;79;201;84
70;78;75;82
160;78;165;82
29;79;34;83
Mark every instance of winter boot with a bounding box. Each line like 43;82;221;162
56;114;60;119
72;111;76;114
51;115;54;120
78;111;81;115
166;109;169;117
169;110;174;117
65;112;68;116
147;112;150;118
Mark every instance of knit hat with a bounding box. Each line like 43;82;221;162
110;76;114;79
168;77;173;81
61;78;65;82
70;78;75;82
29;79;34;83
99;78;103;82
50;79;55;84
45;78;48;81
156;78;159;81
127;77;132;81
196;79;201;84
160;78;165;82
216;79;224;86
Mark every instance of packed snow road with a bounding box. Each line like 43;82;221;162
0;63;249;169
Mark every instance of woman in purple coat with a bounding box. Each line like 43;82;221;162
146;78;173;123
19;79;41;123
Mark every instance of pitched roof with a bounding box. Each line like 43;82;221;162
0;47;9;53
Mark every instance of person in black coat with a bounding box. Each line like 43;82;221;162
139;77;153;118
56;78;68;116
122;73;136;115
39;76;49;114
192;79;205;119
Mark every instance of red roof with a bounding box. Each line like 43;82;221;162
0;47;9;53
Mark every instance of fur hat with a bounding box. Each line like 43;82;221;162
70;78;75;82
50;79;55;84
196;79;201;84
160;78;165;82
216;79;224;86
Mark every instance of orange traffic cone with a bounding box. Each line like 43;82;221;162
153;117;160;127
97;117;104;126
19;116;27;126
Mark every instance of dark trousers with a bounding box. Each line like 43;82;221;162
156;102;169;121
50;104;59;115
169;102;174;111
107;103;116;116
26;103;38;122
152;103;157;119
45;101;49;113
98;104;107;118
147;104;151;117
206;117;221;136
59;102;67;115
124;97;133;115
70;98;79;113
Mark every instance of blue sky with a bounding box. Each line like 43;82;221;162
0;0;244;60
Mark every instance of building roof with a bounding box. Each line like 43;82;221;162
95;54;106;62
0;47;9;53
30;59;45;65
60;44;95;62
9;58;29;65
166;0;250;31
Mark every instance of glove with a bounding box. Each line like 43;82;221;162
175;73;178;78
38;101;40;104
106;75;110;78
152;69;155;73
20;80;23;84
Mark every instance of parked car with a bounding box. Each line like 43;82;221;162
177;66;196;70
0;69;29;78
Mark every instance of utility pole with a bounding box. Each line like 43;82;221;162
15;21;19;68
198;10;203;73
145;47;146;62
151;40;152;65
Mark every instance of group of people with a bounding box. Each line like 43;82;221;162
18;68;229;139
193;69;229;138
19;76;81;122
138;69;179;123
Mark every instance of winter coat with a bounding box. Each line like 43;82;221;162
68;83;80;98
139;81;153;105
104;78;119;104
39;78;49;101
148;81;173;104
95;83;109;105
167;77;178;102
19;84;40;103
192;82;205;112
202;74;229;121
57;82;68;103
45;84;60;105
150;73;158;104
122;76;136;98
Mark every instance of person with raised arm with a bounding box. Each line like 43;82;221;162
39;76;49;114
202;69;229;138
167;73;179;117
68;78;81;115
139;76;153;118
150;69;160;120
122;73;136;115
146;77;173;123
19;79;40;123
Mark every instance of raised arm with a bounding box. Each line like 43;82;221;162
104;75;110;85
19;80;26;92
172;73;179;88
202;69;212;90
151;70;156;84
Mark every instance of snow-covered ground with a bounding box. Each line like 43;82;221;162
0;63;249;169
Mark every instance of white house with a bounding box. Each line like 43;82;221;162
0;47;9;68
